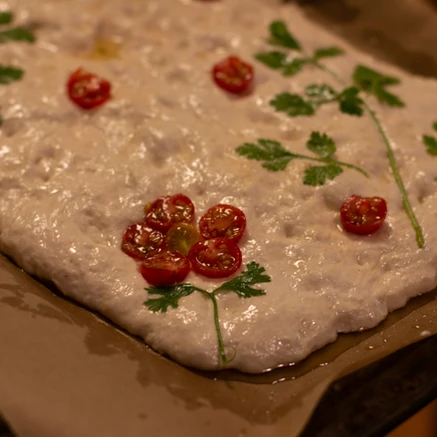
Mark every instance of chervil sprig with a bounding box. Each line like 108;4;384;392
0;11;35;44
256;20;343;78
0;65;24;84
353;65;405;107
270;83;364;117
0;27;35;43
144;262;271;366
423;122;437;156
253;19;425;248
0;12;12;25
0;11;36;126
236;131;368;185
423;122;437;182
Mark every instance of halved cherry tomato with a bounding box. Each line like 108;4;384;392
199;204;246;242
188;237;242;278
67;68;111;109
145;194;195;232
121;222;165;260
340;195;387;235
139;251;191;286
212;56;254;94
166;223;200;256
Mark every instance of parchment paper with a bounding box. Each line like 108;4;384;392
1;1;437;436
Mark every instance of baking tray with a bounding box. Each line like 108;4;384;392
1;1;437;436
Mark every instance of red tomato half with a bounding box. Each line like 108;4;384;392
188;238;242;279
340;195;387;235
121;222;166;260
199;204;246;242
67;68;111;109
139;251;191;287
145;194;195;232
212;56;254;94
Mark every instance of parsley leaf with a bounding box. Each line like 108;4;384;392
236;133;368;180
433;122;437;132
255;51;287;69
303;164;343;186
268;20;301;51
313;46;344;59
144;263;271;366
353;65;404;107
0;114;3;126
215;262;271;298
236;139;297;171
0;12;13;25
306;131;336;159
423;135;437;156
270;92;314;117
304;83;337;102
144;284;197;313
0;27;35;44
338;86;364;116
283;58;307;76
0;65;24;84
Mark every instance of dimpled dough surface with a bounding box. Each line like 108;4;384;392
0;0;437;372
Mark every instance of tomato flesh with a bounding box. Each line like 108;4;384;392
121;222;166;260
145;194;195;232
188;237;242;278
166;223;200;256
140;251;191;287
67;68;111;110
340;195;387;235
199;204;246;242
212;56;254;94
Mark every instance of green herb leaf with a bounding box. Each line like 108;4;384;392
270;92;314;117
0;65;24;84
304;83;337;101
0;114;3;126
236;139;297;172
433;122;437;132
144;284;197;313
215;262;271;298
0;12;13;25
303;164;343;186
0;27;35;44
423;135;437;156
255;51;288;69
283;58;307;76
268;20;301;51
353;65;404;107
306;131;336;159
338;86;364;116
313;46;344;60
373;83;404;108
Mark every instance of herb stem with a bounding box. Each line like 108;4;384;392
311;59;346;85
364;102;424;248
209;292;228;366
287;153;369;177
334;159;369;177
198;289;228;366
314;62;425;248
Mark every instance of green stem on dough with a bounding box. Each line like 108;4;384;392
315;63;425;248
197;289;228;366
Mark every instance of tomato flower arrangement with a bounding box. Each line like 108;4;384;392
121;194;247;286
